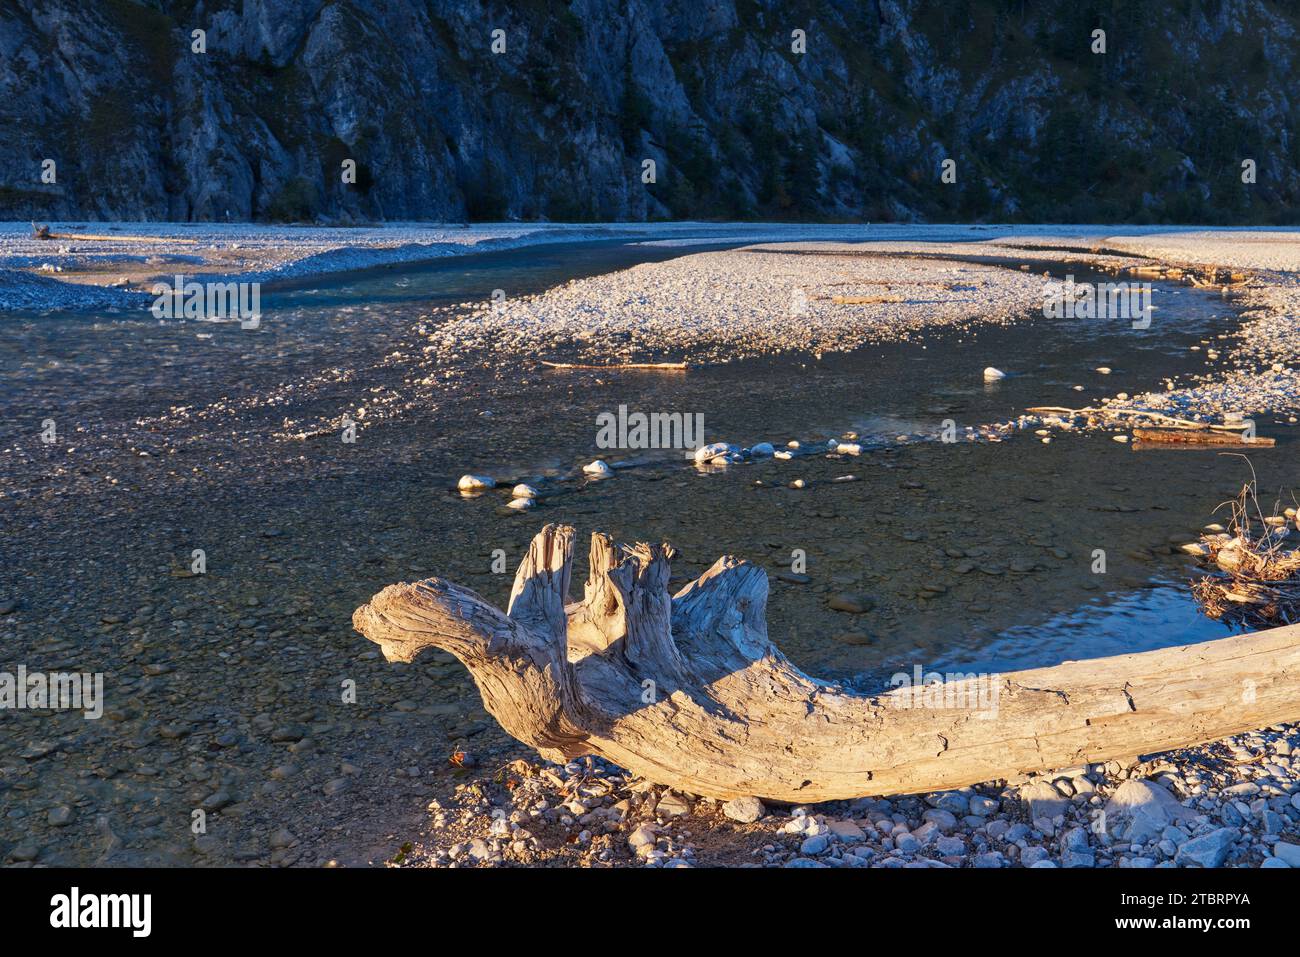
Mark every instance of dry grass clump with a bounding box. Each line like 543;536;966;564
1191;477;1300;627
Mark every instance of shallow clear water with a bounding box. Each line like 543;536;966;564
950;580;1235;675
1;239;1291;685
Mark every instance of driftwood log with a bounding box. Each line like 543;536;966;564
1132;427;1274;447
540;360;689;371
353;524;1300;801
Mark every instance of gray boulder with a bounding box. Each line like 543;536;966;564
1103;779;1195;844
1175;827;1239;868
722;796;765;824
1017;780;1069;823
1271;842;1300;867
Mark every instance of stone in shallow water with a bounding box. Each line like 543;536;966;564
7;841;39;862
692;443;729;464
201;790;232;810
832;631;874;646
828;592;874;613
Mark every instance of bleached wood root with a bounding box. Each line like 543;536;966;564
353;524;1300;801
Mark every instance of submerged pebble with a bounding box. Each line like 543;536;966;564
693;442;730;464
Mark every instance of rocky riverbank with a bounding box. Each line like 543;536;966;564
385;723;1300;868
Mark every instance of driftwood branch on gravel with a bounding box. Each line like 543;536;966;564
352;524;1300;801
1026;405;1254;433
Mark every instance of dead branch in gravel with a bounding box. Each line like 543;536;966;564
1192;479;1300;628
1027;406;1257;434
354;524;1300;801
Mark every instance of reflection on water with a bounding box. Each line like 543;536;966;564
939;580;1243;675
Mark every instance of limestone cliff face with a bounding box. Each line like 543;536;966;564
3;0;1298;223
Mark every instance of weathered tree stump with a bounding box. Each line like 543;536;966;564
352;524;1300;801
